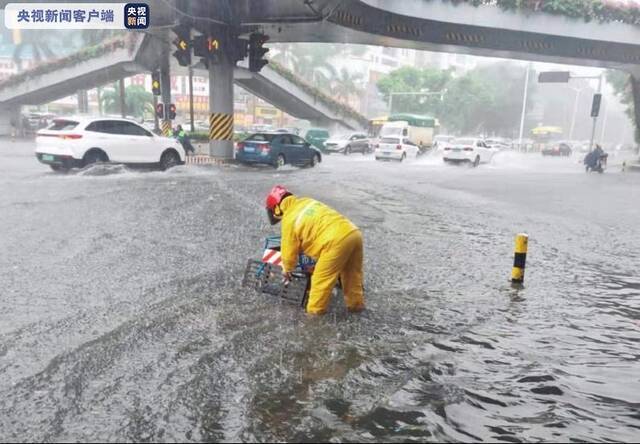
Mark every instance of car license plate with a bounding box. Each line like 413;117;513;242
42;154;55;161
453;148;461;152
244;147;255;153
383;151;390;155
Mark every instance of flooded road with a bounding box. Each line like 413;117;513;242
1;142;639;442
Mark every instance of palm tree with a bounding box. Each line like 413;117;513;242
124;85;154;118
269;43;300;71
11;30;57;70
288;44;338;90
100;84;153;118
100;86;120;115
332;67;364;103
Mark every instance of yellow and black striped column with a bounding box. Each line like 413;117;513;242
161;120;172;137
511;233;528;284
209;112;233;141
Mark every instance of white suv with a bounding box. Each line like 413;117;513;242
35;117;185;172
443;137;497;167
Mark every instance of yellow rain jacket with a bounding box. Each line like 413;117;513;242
279;196;365;314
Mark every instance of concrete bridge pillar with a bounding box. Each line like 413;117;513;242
0;105;19;137
77;89;89;114
630;73;640;144
208;51;234;160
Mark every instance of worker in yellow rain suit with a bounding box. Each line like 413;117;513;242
265;185;365;315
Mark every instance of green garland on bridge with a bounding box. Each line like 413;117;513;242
0;35;136;90
268;60;369;128
446;0;640;25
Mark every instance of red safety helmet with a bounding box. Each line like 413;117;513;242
265;185;292;225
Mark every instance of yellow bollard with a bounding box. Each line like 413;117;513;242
511;233;528;284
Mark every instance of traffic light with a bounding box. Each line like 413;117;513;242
249;33;269;72
193;34;222;68
151;71;161;96
168;103;177;120
194;35;220;57
591;93;602;118
172;24;191;67
155;103;164;119
233;38;248;63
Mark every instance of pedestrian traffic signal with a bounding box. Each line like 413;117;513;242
155;103;164;119
591;93;602;118
151;71;161;96
168;103;177;120
172;24;191;67
249;33;269;72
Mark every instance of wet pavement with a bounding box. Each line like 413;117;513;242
1;140;639;442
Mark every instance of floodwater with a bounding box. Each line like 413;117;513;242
1;142;639;442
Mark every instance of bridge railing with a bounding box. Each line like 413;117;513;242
0;33;141;91
268;60;369;128
447;0;640;26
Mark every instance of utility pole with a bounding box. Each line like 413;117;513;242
568;86;585;140
518;63;532;150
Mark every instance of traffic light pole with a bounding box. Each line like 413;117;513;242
189;64;195;133
152;95;159;133
208;51;234;160
119;79;126;118
588;73;603;152
160;38;172;137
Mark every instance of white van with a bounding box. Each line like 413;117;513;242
379;117;436;152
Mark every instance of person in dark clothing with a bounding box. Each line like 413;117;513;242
584;144;607;172
173;124;196;156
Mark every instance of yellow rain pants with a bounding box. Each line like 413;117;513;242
279;196;365;315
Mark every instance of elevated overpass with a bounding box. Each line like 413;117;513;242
0;33;365;135
183;0;640;136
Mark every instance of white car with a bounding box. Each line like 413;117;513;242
374;136;420;162
485;138;513;151
433;134;456;150
35;117;185;172
443;137;497;167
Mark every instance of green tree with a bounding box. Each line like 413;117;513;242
377;66;452;115
439;71;495;134
607;69;639;143
473;63;537;136
101;85;153;118
377;63;536;136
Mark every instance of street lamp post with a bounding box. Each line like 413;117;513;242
538;70;604;151
568;86;585;141
518;63;532;151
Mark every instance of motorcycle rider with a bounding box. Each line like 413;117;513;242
584;144;607;172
